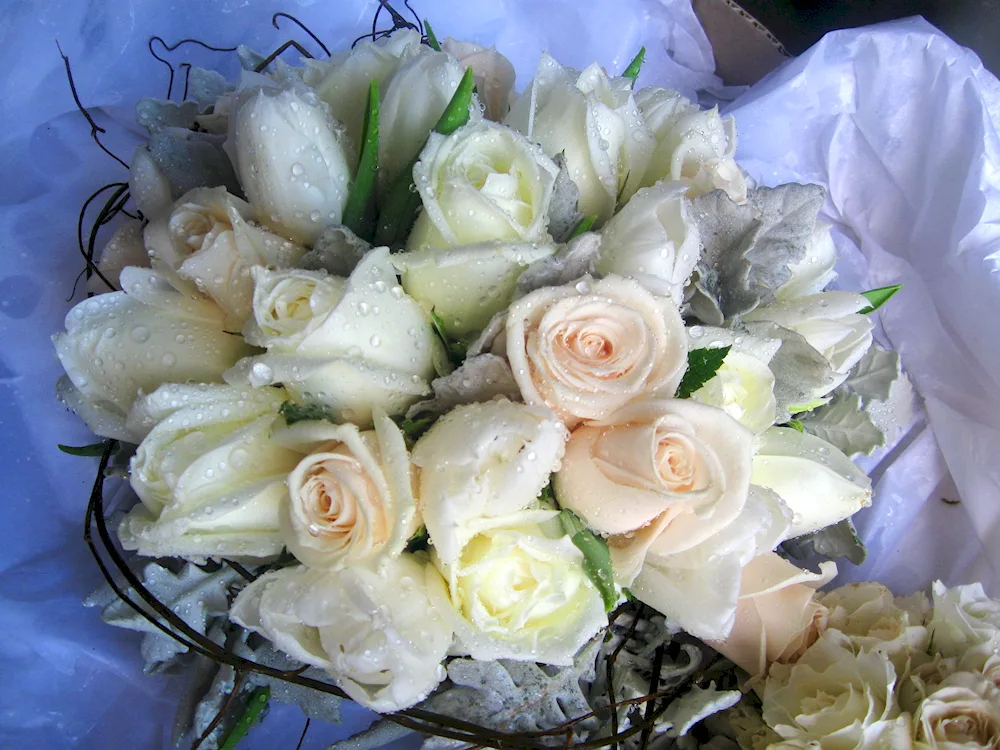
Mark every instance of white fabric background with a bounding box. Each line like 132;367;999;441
0;1;996;747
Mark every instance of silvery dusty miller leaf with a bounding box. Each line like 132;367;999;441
146;130;242;200
84;561;242;673
799;391;885;456
405;353;520;420
742;321;839;422
546;152;584;243
420;638;602;748
136;99;200;134
686;184;826;325
784;517;867;566
516;233;601;297
844;344;900;403
659;682;742;738
185;67;234;109
299;225;371;277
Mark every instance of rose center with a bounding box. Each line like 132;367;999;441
297;455;387;547
654;435;698;491
170;207;224;254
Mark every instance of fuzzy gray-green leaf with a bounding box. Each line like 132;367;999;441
799;391;885;456
844;344;900;403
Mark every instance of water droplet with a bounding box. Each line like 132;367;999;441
291;163;305;176
370;335;381;347
251;362;274;383
161;353;177;368
130;325;150;343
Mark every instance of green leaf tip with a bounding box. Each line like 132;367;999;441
342;79;380;240
675;346;731;399
858;284;902;315
622;46;646;85
429;309;468;366
424;20;441;51
58;441;112;457
433;67;476;135
568;214;597;239
279;401;339;426
219;686;270;750
559;508;618;611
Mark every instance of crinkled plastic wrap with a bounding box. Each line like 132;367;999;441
0;0;996;746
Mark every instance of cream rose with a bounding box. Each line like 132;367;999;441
394;242;556;341
635;86;747;204
914;672;1000;749
428;521;606;665
751;426;873;538
275;411;417;570
406;121;559;251
506;275;688;427
554;399;792;639
594;180;700;305
301;30;422;153
441;38;516;121
506;53;653;223
119;383;301;559
820;583;931;672
144;187;305;328
707;552;833;676
929;581;1000;658
742;291;875;382
410;399;568;565
762;630;902;749
227;248;447;424
53;267;256;442
687;327;781;434
230;555;452;712
228;84;352;245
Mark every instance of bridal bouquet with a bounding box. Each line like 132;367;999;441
54;5;999;749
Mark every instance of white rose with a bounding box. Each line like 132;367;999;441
820;583;931;672
230;555;452;711
959;640;1000;691
394;242;555;341
555;399;792;639
742;291;875;380
428;520;606;665
506;275;688;427
594;180;700;305
506;53;654;223
777;223;839;301
914;672;1000;749
929;581;1000;658
119;383;301;559
301;30;423;153
751;426;872;537
707;552;833;676
228;84;352;245
687;326;781;434
410;399;568;565
227;248;446;424
275;411;417;570
144;187;305;328
441;38;516;121
53;267;256;442
635;86;747;204
407;121;559;251
762;630;902;750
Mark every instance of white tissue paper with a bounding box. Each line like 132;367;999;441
0;0;996;747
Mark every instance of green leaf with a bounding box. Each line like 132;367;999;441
568;214;597;239
675;346;731;399
58;441;112;457
219;687;270;750
373;68;476;247
559;509;617;611
395;414;437;443
429;309;467;366
621;46;646;86
786;418;805;433
405;526;429;554
423;20;441;51
858;284;902;315
342;79;379;241
433;66;476;135
279;400;338;426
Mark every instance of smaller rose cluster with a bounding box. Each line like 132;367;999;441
57;28;890;716
711;580;1000;750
